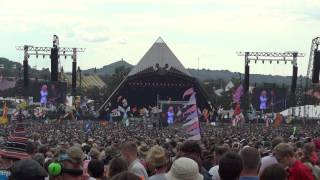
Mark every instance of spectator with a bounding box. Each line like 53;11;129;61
10;158;48;180
259;136;283;173
110;171;141;180
179;141;211;180
165;157;203;180
273;143;314;180
108;157;128;179
301;143;320;180
88;159;105;180
239;147;260;180
147;145;168;180
120;141;149;180
89;148;100;161
260;163;287;180
218;152;243;180
32;153;45;166
49;146;85;180
208;145;229;180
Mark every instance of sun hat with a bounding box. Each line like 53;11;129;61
165;157;203;180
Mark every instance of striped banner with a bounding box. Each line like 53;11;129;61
182;89;201;140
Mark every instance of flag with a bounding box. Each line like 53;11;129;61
184;111;198;122
181;91;201;141
214;89;224;97
249;86;255;94
225;81;234;92
293;126;297;135
0;102;8;125
186;93;196;105
273;113;283;128
183;88;194;99
233;85;244;103
183;117;199;126
234;104;241;116
188;134;201;141
183;104;197;117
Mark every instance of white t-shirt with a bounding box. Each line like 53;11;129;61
259;155;278;173
209;165;220;180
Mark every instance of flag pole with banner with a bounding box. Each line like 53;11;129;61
182;88;201;140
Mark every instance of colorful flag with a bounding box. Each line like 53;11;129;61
0;102;8;125
293;126;297;135
186;93;196;105
183;104;197;117
233;85;244;103
183;87;194;99
225;81;234;92
184;111;198;122
214;89;224;96
188;134;201;140
185;122;200;132
273;113;283;128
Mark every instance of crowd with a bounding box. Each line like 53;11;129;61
1;118;320;180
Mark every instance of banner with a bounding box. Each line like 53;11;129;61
182;88;201;140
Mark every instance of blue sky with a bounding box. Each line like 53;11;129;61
0;0;319;76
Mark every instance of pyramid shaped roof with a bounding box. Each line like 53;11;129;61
128;37;192;77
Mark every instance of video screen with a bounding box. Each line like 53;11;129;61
252;87;287;112
32;81;67;104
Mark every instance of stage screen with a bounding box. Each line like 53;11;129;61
32;81;67;104
252;87;287;112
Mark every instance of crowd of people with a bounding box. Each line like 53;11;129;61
1;118;320;180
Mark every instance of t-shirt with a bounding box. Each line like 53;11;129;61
129;159;149;180
149;173;166;180
0;170;10;180
239;176;259;180
259;155;277;173
209;165;220;180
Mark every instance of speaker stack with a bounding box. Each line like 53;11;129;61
312;51;320;83
244;65;250;92
291;66;298;93
50;48;59;82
